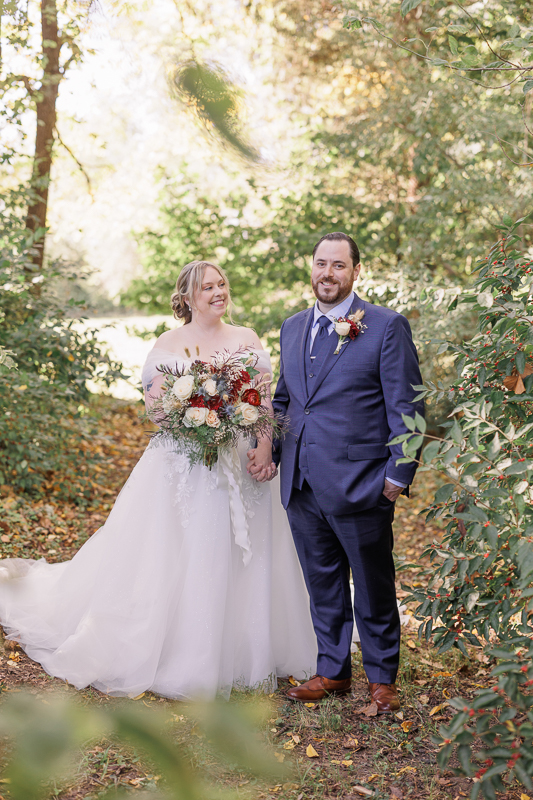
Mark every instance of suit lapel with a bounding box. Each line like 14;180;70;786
306;293;366;403
297;308;315;398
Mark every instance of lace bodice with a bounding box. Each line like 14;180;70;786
141;346;273;391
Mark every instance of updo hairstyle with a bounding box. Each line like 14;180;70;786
170;260;232;324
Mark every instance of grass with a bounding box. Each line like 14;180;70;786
0;397;529;799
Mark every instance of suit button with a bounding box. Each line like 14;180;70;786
304;409;310;415
308;373;314;378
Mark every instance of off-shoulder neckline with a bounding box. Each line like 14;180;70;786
148;346;269;358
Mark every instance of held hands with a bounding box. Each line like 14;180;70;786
382;478;403;503
247;445;278;482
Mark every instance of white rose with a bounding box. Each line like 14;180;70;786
172;374;195;401
184;406;208;427
235;402;259;426
334;321;351;337
206;410;221;428
203;378;218;396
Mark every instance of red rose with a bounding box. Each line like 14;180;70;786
241;388;261;407
189;395;206;408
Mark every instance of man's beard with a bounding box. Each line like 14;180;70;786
312;279;351;305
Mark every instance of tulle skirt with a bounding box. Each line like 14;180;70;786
0;441;317;699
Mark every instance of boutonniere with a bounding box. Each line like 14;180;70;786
333;309;367;355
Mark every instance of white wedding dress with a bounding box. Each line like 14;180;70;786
0;348;317;699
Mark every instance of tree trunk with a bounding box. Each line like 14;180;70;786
25;0;61;274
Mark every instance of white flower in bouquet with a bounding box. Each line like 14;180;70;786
334;320;351;337
203;378;218;396
162;392;181;414
206;410;221;428
172;375;195;401
235;403;260;425
184;407;208;427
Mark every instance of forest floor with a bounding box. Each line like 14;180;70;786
0;398;528;800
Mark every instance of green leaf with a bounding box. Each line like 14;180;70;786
343;15;362;29
448;24;469;34
422;440;440;463
524;79;533;94
435;483;454;503
402;413;416;431
401;0;423;16
505;461;528;474
516;350;526;375
451;420;463;444
414;411;426;434
448;34;459;55
503;214;513;227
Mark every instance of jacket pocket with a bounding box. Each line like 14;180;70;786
347;443;389;461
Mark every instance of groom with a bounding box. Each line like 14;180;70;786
249;232;423;712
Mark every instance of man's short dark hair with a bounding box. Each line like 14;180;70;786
312;232;360;266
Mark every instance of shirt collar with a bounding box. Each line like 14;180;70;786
313;292;355;326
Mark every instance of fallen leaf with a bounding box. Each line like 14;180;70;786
434;671;452;677
283;740;296;750
419;694;430;705
429;702;448;716
414;679;427;686
306;744;319;758
291;733;301;744
367;773;379;781
520;794;530;800
406;639;417;649
401;720;413;733
288;676;300;686
343;736;359;748
396;766;417;775
394;710;404;720
390;787;403;799
342;760;354;767
283;784;299;791
274;752;285;763
304;702;316;709
0;535;9;543
331;759;341;765
362;702;378;717
131;692;145;700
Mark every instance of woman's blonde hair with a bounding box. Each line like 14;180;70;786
170;260;232;324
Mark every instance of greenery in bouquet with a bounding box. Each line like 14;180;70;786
146;349;280;469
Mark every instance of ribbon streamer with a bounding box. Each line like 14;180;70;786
218;449;252;566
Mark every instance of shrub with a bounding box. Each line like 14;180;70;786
0;209;125;499
395;218;533;798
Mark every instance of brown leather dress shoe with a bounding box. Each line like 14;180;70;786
286;674;351;702
368;682;400;714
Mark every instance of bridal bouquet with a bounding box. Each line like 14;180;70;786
146;349;280;469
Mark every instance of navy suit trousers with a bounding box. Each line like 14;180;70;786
286;481;400;683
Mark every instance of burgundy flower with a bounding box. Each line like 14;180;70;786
241;388;261;407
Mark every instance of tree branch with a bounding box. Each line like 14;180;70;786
55;128;93;197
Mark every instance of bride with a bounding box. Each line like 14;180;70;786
0;260;317;699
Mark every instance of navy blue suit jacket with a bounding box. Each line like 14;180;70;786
272;293;424;515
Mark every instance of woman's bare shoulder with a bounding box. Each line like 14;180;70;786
154;327;184;350
230;325;263;349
